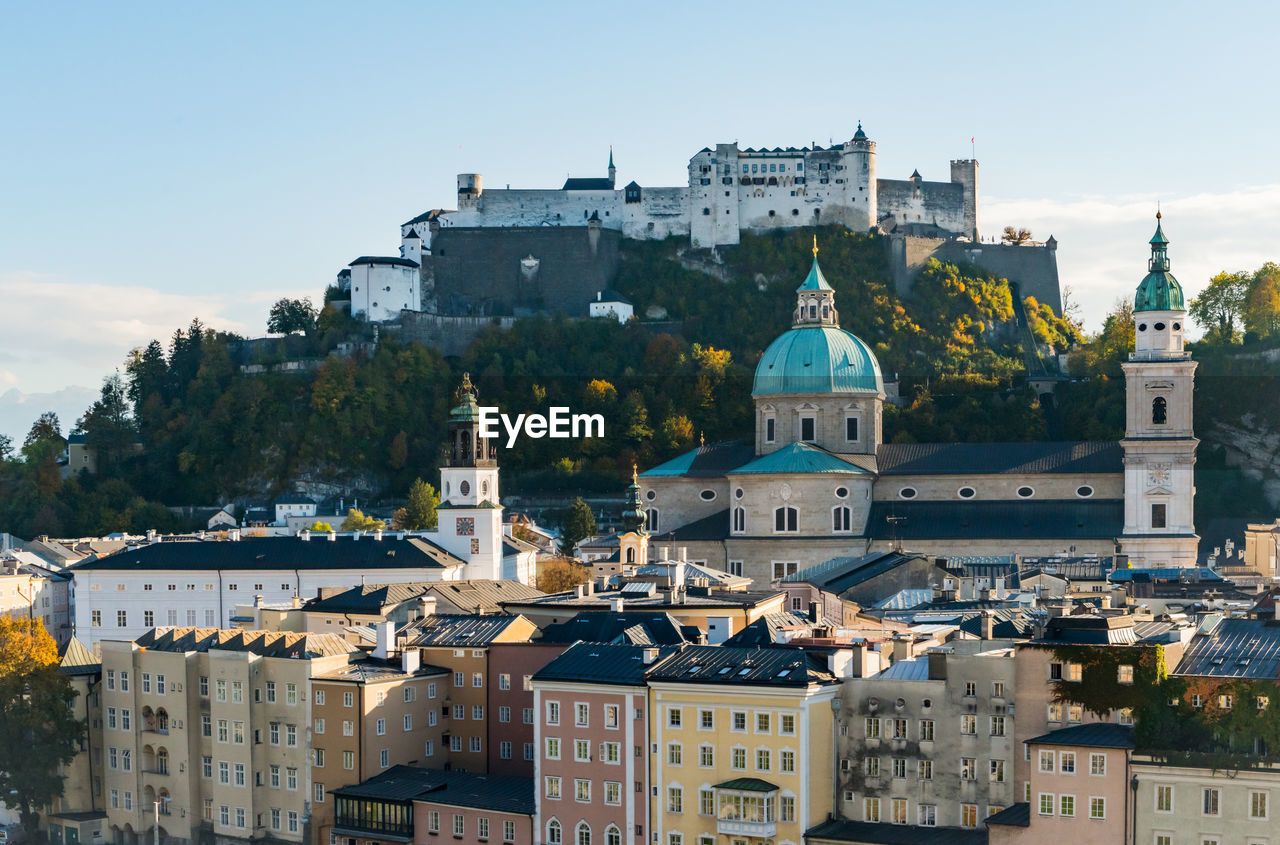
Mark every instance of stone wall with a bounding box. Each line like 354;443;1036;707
425;225;621;316
386;312;516;358
888;235;1063;315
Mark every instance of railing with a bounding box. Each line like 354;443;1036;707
717;820;776;838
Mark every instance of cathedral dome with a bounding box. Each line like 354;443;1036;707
752;325;883;395
1135;213;1185;313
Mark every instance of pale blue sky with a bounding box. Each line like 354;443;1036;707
2;0;1278;433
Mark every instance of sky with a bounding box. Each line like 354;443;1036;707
2;0;1278;439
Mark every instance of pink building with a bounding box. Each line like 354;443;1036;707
488;642;569;776
531;643;676;845
987;724;1133;845
331;766;533;845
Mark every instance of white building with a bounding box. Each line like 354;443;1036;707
347;256;420;322
588;289;633;323
273;494;317;526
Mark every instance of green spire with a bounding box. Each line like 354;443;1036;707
1134;211;1185;313
448;373;480;422
796;237;833;292
608;147;615;169
620;464;646;534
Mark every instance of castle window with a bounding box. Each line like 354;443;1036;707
1138;323;1147;331
800;417;816;442
1152;396;1167;425
1151;503;1167;529
702;208;710;215
774;507;798;534
769;210;776;217
833;507;852;533
645;490;656;501
797;162;803;171
845;417;858;442
732;508;745;534
645;509;660;532
823;303;830;318
792;208;799;216
735;487;744;499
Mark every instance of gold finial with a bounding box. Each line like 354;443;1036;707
632;463;638;483
812;235;819;257
699;431;705;447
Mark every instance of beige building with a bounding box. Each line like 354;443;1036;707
96;628;359;845
0;555;73;647
48;639;108;845
1132;755;1280;845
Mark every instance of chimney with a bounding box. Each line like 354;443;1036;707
290;594;301;609
230;529;241;542
146;529;157;543
642;647;660;664
327;530;337;542
1101;595;1112;610
994;576;1005;599
677;547;687;562
374;529;383;541
300;530;311;542
254;594;264;607
659;546;669;561
401;648;421;674
353;530;362;541
373;621;395;660
612;597;625;613
980;610;995;640
891;634;912;664
927;648;950;680
827;650;853;678
808;601;820;623
418;595;437;620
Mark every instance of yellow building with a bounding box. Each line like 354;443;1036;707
645;646;841;845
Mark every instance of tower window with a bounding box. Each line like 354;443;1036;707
1154;322;1166;331
823;304;830;319
1151;503;1167;529
732;507;745;533
845;417;859;442
800;417;816;442
645;509;660;533
833;506;852;533
626;548;635;563
1152;396;1168;425
699;489;717;501
957;487;976;499
765;417;776;443
809;304;817;319
774;507;798;534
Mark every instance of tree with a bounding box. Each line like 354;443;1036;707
0;433;12;462
309;521;334;532
78;373;136;474
536;557;593;593
267;297;318;335
559;497;597;555
1001;226;1032;245
1189;271;1249;343
1244;262;1280;339
0;618;84;835
387;430;408;471
393;478;439;530
340;509;386;531
22;411;63;460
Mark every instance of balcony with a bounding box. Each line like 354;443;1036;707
716;820;776;838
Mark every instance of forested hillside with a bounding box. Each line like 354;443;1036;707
0;227;1271;538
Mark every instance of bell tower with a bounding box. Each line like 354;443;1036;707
438;374;504;579
1120;214;1199;568
618;465;650;566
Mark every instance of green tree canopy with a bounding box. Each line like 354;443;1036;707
393;478;440;530
1244;262;1280;339
267;297;318;335
340;508;386;531
559;497;597;555
0;619;84;834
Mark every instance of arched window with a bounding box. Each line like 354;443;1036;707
645;509;660;533
832;506;851;533
625;547;635;563
774;507;798;533
809;304;817;319
577;822;591;845
1152;396;1167;425
732;507;746;533
822;304;830;319
156;747;169;775
605;826;621;845
547;821;562;845
156;708;169;732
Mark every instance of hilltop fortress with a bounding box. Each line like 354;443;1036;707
338;126;1060;329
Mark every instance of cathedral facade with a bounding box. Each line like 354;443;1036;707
637;221;1198;584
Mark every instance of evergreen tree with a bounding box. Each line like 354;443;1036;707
393;478;439;530
559;497;597;555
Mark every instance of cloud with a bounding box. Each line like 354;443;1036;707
985;184;1280;332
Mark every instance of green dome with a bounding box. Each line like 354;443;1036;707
1135;216;1185;313
752;326;883;396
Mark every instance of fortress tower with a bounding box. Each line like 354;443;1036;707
1119;213;1199;568
949;158;979;241
840;122;877;232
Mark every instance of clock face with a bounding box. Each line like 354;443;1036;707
457;517;474;536
1146;463;1172;489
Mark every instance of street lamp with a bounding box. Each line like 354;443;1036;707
153;797;172;845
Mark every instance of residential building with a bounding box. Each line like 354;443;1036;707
531;643;677;845
987;724;1133;845
1132;756;1280;845
837;641;1019;830
48;639;108;845
646;645;841;845
486;642;568;776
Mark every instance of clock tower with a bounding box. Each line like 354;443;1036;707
1119;214;1199;567
438;374;505;580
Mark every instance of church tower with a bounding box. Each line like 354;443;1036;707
438;374;504;579
607;147;616;187
1119;213;1199;568
617;465;650;565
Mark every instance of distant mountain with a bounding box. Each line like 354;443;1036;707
0;385;97;444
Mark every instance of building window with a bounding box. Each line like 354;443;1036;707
547;821;562;845
1039;750;1055;773
832;506;851;532
918;804;936;826
765;417;775;443
1203;787;1220;816
1090;753;1106;775
773;507;798;533
957;486;976;499
772;561;798;580
1250;790;1268;819
919;760;933;780
732;507;745;533
1060;795;1075;817
1152;396;1167;425
961;758;976;780
1118;665;1134;684
845;416;858;441
1038;793;1054;816
1089;797;1106;819
645;509;660;532
864;797;880;822
800;416;816;442
667;786;682;813
1152;503;1167;528
961;804;978;827
1060;752;1076;773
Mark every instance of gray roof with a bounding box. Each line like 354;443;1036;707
426;579;545;614
876;440;1122;475
1026;723;1135;749
1174;617;1280;679
307;583;433;614
134;627;359;658
533;642;680;685
401;614;528;647
865;499;1124;541
71;535;466;572
985;802;1030;828
647;645;838;687
349;256;420;268
59;637;100;675
501;588;784;613
561;177;615;190
874;655;931;681
312;659;449;683
537;611;693;645
782;551;933;594
332;765;534;815
274;493;315;506
1038;615;1139;646
721;611;839;648
806;819;988;845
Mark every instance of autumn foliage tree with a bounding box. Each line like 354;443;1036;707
0;619;84;834
536;557;594;593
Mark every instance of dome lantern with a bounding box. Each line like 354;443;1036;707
1135;211;1186;313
